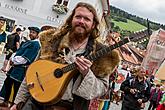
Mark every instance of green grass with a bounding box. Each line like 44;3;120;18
112;19;146;32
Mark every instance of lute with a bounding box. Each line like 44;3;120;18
26;29;152;104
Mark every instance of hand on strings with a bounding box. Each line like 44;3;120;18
130;88;137;94
137;99;143;104
75;56;93;77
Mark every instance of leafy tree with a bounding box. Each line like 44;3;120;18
113;26;120;32
111;22;115;28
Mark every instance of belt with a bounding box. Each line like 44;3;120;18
13;65;29;68
12;65;29;69
31;97;73;110
55;100;73;110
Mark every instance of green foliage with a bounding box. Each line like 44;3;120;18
113;26;120;32
111;19;146;32
110;5;165;30
109;5;165;49
113;16;127;23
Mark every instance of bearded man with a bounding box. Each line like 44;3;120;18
10;2;120;110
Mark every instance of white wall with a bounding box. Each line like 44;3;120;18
0;0;105;28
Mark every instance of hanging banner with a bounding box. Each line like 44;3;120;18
142;28;165;76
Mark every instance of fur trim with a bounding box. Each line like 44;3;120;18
39;29;57;42
39;29;58;59
92;50;120;77
58;32;70;53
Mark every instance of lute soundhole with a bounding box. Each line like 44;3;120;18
54;68;63;78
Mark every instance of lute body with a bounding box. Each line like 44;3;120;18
26;60;76;104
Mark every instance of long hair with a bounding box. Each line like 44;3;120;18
133;66;147;77
54;2;100;40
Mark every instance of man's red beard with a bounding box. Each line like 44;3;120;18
69;25;91;43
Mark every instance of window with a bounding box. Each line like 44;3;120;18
52;0;69;14
5;18;15;32
56;0;62;4
56;0;69;6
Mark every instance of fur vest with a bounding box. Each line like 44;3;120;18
39;29;120;77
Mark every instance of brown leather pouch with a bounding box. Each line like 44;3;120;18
16;102;25;110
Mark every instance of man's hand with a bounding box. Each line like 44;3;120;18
137;99;143;104
130;89;137;94
10;104;17;110
75;56;92;77
9;60;14;66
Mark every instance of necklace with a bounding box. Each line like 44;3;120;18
71;39;88;51
65;39;87;63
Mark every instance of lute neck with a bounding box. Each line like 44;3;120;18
61;38;130;73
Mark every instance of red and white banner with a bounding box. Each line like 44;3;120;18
142;28;165;76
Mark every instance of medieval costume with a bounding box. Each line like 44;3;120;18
0;38;41;104
14;29;120;110
0;31;6;44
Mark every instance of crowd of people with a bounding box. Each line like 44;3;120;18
0;2;164;110
108;64;165;110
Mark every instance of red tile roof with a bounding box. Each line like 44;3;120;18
105;32;145;65
118;45;139;64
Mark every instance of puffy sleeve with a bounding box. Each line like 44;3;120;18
72;49;120;100
72;69;109;100
21;41;40;64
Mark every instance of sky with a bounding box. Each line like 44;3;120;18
111;0;165;25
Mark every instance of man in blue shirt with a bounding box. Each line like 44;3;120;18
0;27;41;107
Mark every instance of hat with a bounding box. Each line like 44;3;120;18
28;27;40;34
16;28;22;32
41;25;56;31
0;16;6;21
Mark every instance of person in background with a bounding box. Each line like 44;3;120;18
0;27;21;104
1;27;22;72
0;16;7;44
120;66;151;110
10;2;120;110
0;27;41;107
109;68;118;103
148;84;163;110
20;27;30;44
0;16;7;104
156;93;165;110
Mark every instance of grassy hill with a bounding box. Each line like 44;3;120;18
110;5;165;31
112;19;146;32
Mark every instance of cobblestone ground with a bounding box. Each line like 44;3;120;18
109;101;150;110
0;54;9;110
0;54;6;90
